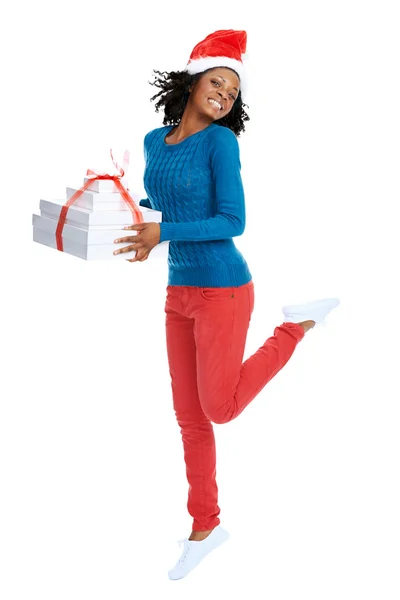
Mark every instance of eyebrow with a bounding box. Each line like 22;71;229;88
214;75;239;93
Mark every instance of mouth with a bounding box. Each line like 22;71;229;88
207;98;223;111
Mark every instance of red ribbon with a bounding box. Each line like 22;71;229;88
55;150;144;252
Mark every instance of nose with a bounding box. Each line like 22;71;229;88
217;89;227;101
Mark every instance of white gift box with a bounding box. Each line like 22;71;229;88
33;213;143;245
83;177;129;193
39;198;161;228
33;198;169;261
33;227;168;260
32;214;169;261
66;187;140;211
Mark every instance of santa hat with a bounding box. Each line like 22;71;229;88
184;29;248;98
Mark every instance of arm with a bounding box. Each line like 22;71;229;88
159;127;246;243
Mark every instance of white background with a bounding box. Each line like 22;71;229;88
1;0;399;598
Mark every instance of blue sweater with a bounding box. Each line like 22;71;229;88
139;122;253;288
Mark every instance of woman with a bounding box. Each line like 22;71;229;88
113;30;340;580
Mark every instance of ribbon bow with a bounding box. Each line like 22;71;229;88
86;148;130;188
55;149;144;252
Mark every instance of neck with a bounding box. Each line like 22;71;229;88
172;109;214;141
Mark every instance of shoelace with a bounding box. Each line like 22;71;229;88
177;538;190;564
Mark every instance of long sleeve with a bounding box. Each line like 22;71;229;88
158;128;246;243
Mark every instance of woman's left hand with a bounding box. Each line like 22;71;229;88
113;222;161;262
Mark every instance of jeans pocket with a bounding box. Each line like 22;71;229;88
200;286;235;301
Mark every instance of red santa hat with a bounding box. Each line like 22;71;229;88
184;29;248;98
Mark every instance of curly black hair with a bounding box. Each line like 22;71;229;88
148;68;250;136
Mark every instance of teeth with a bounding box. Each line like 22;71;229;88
208;98;222;110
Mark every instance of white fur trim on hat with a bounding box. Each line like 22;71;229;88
185;56;244;79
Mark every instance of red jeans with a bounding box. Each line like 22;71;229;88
164;280;305;531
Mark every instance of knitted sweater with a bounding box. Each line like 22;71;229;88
139;122;253;288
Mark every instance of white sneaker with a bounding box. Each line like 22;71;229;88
282;297;340;327
168;525;230;580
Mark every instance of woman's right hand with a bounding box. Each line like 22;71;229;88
114;222;160;263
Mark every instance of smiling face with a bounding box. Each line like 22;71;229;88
187;67;240;122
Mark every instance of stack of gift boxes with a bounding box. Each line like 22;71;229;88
32;170;169;261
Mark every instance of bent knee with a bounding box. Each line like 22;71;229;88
206;409;232;425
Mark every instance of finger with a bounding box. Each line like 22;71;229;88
123;224;145;231
114;244;140;255
127;249;149;262
114;236;137;244
127;248;142;262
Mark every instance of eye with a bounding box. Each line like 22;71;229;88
212;80;237;101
